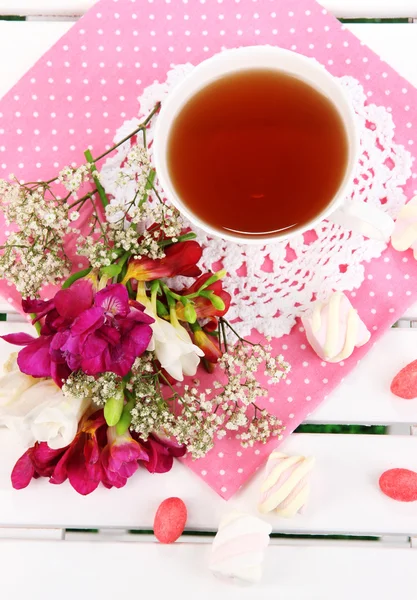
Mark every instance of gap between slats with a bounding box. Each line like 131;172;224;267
0;0;417;18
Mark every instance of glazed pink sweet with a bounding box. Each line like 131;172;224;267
153;497;187;544
302;292;370;363
379;468;417;502
390;360;417;399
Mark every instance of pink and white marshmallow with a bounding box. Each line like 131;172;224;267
258;451;315;517
391;195;417;259
301;291;370;363
209;511;271;584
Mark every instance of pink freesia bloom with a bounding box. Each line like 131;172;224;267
134;431;186;474
11;410;152;495
2;281;154;385
51;284;154;377
11;443;68;489
101;427;148;489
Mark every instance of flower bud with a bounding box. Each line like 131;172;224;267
200;290;225;311
183;302;197;324
104;387;125;427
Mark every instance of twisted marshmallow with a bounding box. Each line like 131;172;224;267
301;291;370;363
209;511;271;584
391;195;417;259
258;451;315;517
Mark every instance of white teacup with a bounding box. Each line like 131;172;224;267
153;46;393;244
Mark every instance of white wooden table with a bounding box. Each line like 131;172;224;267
0;3;417;598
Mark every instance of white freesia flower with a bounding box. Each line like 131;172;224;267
0;358;90;449
146;307;204;382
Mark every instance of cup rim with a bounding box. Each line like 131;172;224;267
153;45;360;245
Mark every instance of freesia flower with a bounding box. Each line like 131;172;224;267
191;328;222;372
133;431;186;474
175;272;231;321
52;284;154;377
2;281;154;384
11;443;67;489
101;427;148;488
122;240;202;283
11;410;151;495
0;359;89;449
146;306;204;382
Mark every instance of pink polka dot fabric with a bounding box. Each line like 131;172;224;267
0;0;417;499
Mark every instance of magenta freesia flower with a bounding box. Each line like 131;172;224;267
134;431;186;474
2;281;154;385
101;427;148;489
51;284;154;377
11;410;150;495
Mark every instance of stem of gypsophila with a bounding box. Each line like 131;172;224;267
149;180;164;204
91;102;161;163
29;314;42;336
219;317;260;348
61;267;92;289
67;189;98;209
84;149;109;208
219;318;228;353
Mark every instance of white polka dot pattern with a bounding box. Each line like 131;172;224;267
0;0;416;500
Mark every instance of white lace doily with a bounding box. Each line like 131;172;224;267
101;63;413;339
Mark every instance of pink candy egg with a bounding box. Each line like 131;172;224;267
390;360;417;399
379;468;417;502
154;497;188;543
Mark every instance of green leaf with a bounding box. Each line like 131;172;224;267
61;267;92;290
100;264;122;277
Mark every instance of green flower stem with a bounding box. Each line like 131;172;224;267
62;267;92;289
158;231;197;248
30;314;42;336
126;280;134;299
84;149;109;208
162;283;182;302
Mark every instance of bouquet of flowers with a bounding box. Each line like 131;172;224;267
0;105;290;495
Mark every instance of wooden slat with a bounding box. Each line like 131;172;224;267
0;0;416;18
0;1;97;16
323;0;417;18
0;430;416;535
2;323;416;426
308;328;417;425
0;21;72;100
0;539;416;600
